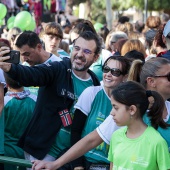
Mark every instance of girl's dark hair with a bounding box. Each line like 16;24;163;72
111;81;167;129
103;55;131;76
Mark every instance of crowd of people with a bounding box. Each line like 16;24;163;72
0;9;169;170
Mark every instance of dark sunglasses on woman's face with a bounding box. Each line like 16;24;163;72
103;65;122;77
153;72;170;81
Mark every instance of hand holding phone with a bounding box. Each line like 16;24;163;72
3;50;20;64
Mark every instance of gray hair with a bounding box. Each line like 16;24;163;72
140;58;170;88
110;31;128;43
161;13;170;23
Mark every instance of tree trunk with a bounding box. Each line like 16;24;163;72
66;0;74;14
84;0;92;20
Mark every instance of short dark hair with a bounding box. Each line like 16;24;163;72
4;72;22;89
118;16;130;24
73;31;102;55
15;31;41;48
124;50;145;62
70;20;97;35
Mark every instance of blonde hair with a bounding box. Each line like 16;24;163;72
125;22;133;32
115;23;128;35
121;39;146;57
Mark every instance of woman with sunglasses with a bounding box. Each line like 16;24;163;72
127;57;170;150
70;55;130;170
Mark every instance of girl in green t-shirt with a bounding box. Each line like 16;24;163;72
108;81;170;170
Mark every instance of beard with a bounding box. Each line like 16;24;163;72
71;55;90;71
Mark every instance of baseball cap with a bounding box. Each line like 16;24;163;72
163;20;170;37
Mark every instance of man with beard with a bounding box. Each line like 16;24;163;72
0;31;101;169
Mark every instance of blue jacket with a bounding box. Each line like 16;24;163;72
6;58;100;159
160;50;170;60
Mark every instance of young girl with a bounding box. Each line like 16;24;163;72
108;81;170;170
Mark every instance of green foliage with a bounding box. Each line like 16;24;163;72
72;0;170;25
96;14;107;24
112;0;133;10
113;0;170;11
93;0;106;9
121;0;170;11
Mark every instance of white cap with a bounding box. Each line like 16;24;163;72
163;20;170;37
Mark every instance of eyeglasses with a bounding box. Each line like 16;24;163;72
153;72;170;81
103;66;122;77
73;46;95;55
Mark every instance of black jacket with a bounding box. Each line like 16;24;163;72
7;58;100;159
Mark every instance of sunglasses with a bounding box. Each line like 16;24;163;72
103;66;122;77
153;72;170;81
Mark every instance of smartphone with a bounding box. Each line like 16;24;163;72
3;50;20;64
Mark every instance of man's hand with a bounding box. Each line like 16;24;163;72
0;46;10;56
32;160;57;170
0;46;12;72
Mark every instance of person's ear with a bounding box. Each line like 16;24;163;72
36;43;43;51
146;77;156;89
129;105;137;116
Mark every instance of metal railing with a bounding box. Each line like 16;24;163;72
0;156;32;168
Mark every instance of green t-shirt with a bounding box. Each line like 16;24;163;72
49;71;93;158
75;86;111;163
2;91;36;170
108;126;170;170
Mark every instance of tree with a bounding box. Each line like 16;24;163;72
112;0;170;11
65;0;72;13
